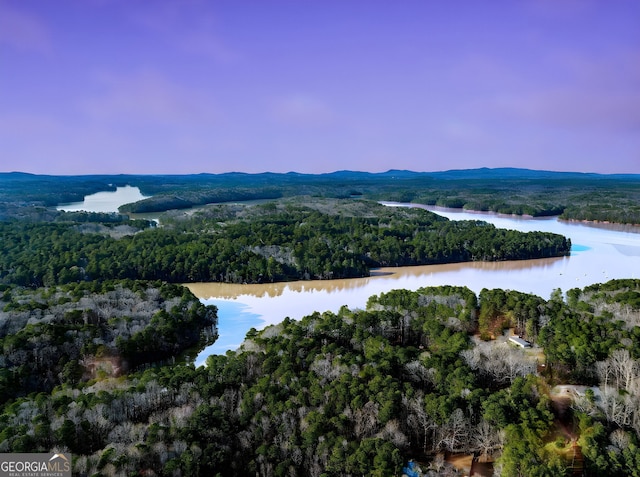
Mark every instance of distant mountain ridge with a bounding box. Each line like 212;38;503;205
2;166;640;224
2;167;638;182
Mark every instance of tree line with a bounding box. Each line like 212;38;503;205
1;280;639;476
2;169;639;225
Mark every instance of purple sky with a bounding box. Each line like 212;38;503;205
1;0;639;175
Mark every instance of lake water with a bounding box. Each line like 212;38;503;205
56;186;148;213
188;205;640;364
52;188;640;363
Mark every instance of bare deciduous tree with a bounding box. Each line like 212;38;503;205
472;419;504;460
600;390;634;428
354;400;379;438
609;349;640;393
437;408;470;453
376;419;409;449
609;429;631;452
404;360;435;386
462;342;536;385
403;391;436;452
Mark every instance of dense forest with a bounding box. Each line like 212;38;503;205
0;281;217;401
0;199;570;287
2;168;640;225
1;281;639;476
1;168;639;475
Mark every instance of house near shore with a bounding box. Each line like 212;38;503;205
508;335;531;348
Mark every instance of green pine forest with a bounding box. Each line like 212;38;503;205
1;169;640;476
0;199;570;287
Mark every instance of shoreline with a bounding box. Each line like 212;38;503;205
559;217;640;231
393;202;640;230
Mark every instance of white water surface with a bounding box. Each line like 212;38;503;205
56;186;148;213
190;206;640;364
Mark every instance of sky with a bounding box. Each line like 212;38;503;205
1;0;639;175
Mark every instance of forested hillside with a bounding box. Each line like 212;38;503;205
0;199;570;287
1;281;639;476
0;281;217;401
1;169;639;475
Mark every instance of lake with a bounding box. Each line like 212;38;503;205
56;185;149;213
188;205;640;364
52;189;640;363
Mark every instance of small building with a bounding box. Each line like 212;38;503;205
509;335;531;348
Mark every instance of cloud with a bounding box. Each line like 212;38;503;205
177;30;238;63
79;69;219;125
449;45;640;134
0;113;60;135
524;0;599;18
125;1;238;63
439;119;494;145
0;2;52;54
270;94;334;126
480;50;640;133
488;89;640;132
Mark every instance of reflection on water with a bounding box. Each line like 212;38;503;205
186;257;566;300
571;244;590;252
203;301;263;357
191;205;640;362
56;186;149;213
612;244;640;257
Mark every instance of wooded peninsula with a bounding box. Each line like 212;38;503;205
1;168;639;476
2;168;640;225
